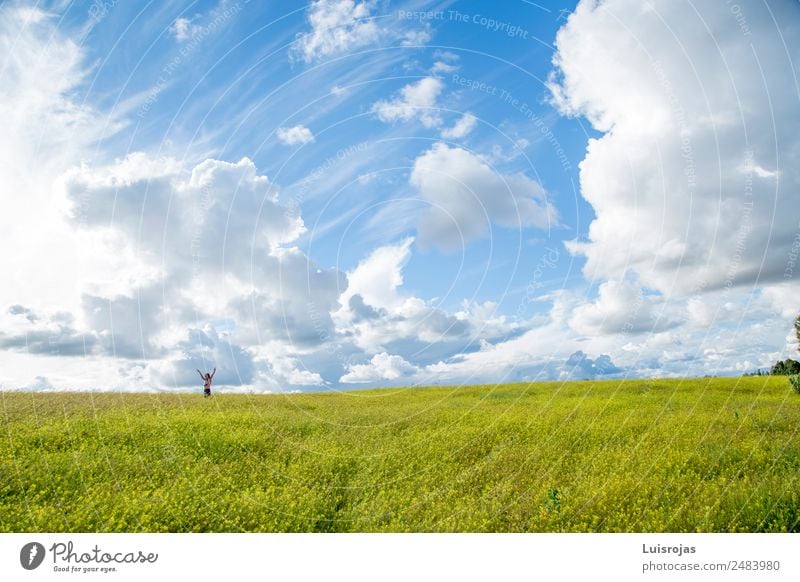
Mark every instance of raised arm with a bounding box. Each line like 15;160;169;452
197;369;205;380
210;367;216;379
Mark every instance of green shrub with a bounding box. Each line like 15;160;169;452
790;375;800;395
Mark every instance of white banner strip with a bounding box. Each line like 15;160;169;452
1;533;797;581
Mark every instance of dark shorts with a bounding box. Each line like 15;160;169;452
204;388;211;397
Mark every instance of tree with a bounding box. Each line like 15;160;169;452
788;314;800;394
771;358;800;375
795;313;800;350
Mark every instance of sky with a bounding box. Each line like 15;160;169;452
1;0;799;393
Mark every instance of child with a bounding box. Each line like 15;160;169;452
197;367;216;397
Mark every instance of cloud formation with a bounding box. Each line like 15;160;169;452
277;125;316;146
410;143;556;251
292;0;380;63
0;305;95;357
60;153;345;389
561;350;623;380
441;113;477;139
333;238;518;372
568;280;678;336
340;352;419;383
3;1;799;392
372;76;444;128
549;0;800;295
171;17;201;41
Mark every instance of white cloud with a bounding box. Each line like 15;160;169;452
490;138;530;163
65;155;343;353
340;237;413;311
408;278;800;385
334;239;518;358
549;0;800;295
23;376;56;391
340;352;419;383
11;149;343;389
431;60;458;74
64;155;306;278
170;17;201;41
292;0;380;63
0;305;96;357
759;283;800;321
418;312;577;385
372;76;444;128
441;113;477;139
263;353;325;386
401;28;432;47
0;6;130;314
4;1;799;391
230;245;346;350
81;285;165;359
410;143;557;251
568;280;678;336
560;350;623;380
0;7;353;391
277;124;316;146
433;50;459;63
454;300;517;342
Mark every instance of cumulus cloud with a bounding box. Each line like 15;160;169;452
347;294;383;321
340;237;414;311
560;350;623;380
5;0;799;391
60;152;346;388
81;285;164;359
568;280;678;336
0;6;350;391
759;282;800;321
0;3;542;391
410;143;557;251
334;239;517;362
230;246;346;350
292;0;380;63
370;74;475;138
277;124;315;146
0;305;95;357
64;154;305;283
549;0;800;295
441;113;477;139
340;352;419;383
23;376;56;391
335;238;458;353
8;305;37;322
156;326;255;388
372;76;444;128
0;6;130;314
262;353;325;386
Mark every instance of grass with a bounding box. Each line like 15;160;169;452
1;376;799;532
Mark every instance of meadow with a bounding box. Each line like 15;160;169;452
1;376;798;532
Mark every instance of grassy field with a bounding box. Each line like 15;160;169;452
1;376;799;532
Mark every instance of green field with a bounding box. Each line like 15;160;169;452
1;376;798;532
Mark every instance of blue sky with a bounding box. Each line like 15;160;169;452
1;0;799;392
